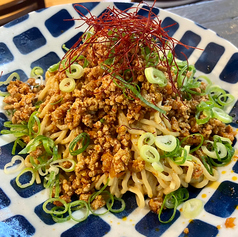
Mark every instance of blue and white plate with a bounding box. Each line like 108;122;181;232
0;2;238;237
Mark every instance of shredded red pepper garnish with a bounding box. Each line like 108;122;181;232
60;1;194;93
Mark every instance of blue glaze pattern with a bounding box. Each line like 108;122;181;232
0;2;238;237
0;188;11;210
45;9;75;37
13;27;47;55
178;219;218;237
174;31;201;60
204;181;238;218
0;43;14;65
195;42;225;74
1;215;35;237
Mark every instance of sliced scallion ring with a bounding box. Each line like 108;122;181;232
206;85;226;108
195;75;212;86
138;132;155;149
0;72;20;96
181;198;203;219
68;200;89;222
66;64;84;79
30;66;44;77
195;109;211;125
140;145;160;163
155;135;177;152
59;78;76;92
144;67;167;87
48;62;60;72
107;197;126;213
69;133;90;156
213;135;232;144
201;142;227;159
50;158;76;172
0;72;20;86
50;206;70;223
43;198;68;215
4;155;25;174
16;167;36;188
217;93;235;107
212;107;233;123
28;111;41;138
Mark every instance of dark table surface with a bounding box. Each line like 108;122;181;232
164;0;238;48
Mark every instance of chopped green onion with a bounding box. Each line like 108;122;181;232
140;145;160;163
202;142;227;159
68;200;89;222
53;175;60;198
213;135;232;145
89;190;114;216
82;31;94;43
161;138;181;158
180;133;204;153
4;155;25;174
44;170;57;188
202;135;234;167
181;198;203;219
158;188;189;223
52;145;60;161
62;44;70;51
28;111;41;138
212;107;233;123
16;167;36;188
107;197;126;213
217;93;235;107
196;101;214;112
173;147;188;165
48;62;60;72
195;75;212;86
176;64;189;88
89;179;109;204
200;156;214;175
50;158;76;172
59;78;76;92
155;135;177;152
138;132;155;149
12;138;26;155
34;100;43;109
206;85;226;108
50;206;70;223
144;67;167;87
30;67;44;77
1;121;28;138
69;133;90;156
43;198;68;215
195;109;211;125
19;135;55;155
66;64;84;79
77;55;89;68
114;75;166;114
208;150;233;167
88;180;113;216
0;72;20;87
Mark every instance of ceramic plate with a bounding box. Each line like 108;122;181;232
0;2;238;237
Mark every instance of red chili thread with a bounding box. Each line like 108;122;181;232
61;1;201;96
